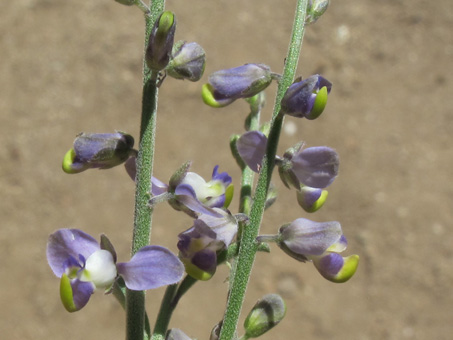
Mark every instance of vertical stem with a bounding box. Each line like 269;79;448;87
219;1;309;339
126;1;166;340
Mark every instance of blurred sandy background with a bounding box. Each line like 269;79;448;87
1;0;452;339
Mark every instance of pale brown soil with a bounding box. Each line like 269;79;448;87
1;0;452;339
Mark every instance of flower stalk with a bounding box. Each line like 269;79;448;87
219;1;309;339
126;1;166;340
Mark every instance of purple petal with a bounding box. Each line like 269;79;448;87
70;279;95;311
236;131;268;172
175;185;223;217
211;165;232;186
47;229;100;277
124;156;137;182
191;248;217;274
198;209;238;247
117;245;184;290
312;253;344;279
151;176;169;196
279;218;343;256
291;146;339;188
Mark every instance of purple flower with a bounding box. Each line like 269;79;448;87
177;209;238;281
154;165;234;218
281;75;332;120
202;64;273;107
62;132;136;174
47;229;184;312
277;218;359;283
125;159;233;218
236;131;339;189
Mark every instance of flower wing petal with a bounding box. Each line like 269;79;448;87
117;245;184;290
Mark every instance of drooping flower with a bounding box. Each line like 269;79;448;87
62;132;136;174
177;209;238;280
166;41;206;82
236;131;339;189
202;64;273;108
274;218;359;283
47;229;184;312
280;74;332;120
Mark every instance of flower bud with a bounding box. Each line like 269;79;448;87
145;11;176;72
296;186;328;212
62;132;135;174
306;0;330;25
281;74;332;119
244;294;286;338
167;41;206;82
202;64;272;107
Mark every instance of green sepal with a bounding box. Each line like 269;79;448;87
169;161;192;190
306;86;328;120
230;134;246;170
60;273;77;312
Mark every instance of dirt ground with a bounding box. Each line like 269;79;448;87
1;0;452;339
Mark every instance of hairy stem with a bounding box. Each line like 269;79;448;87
126;1;165;340
219;1;309;339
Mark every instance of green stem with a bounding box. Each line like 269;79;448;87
126;1;165;340
151;284;178;340
218;1;309;339
150;276;197;340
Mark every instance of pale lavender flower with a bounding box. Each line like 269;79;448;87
276;218;359;283
47;229;184;312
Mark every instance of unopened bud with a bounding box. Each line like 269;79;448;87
244;294;286;338
62;132;135;174
306;0;330;25
145;11;176;72
167;41;206;82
